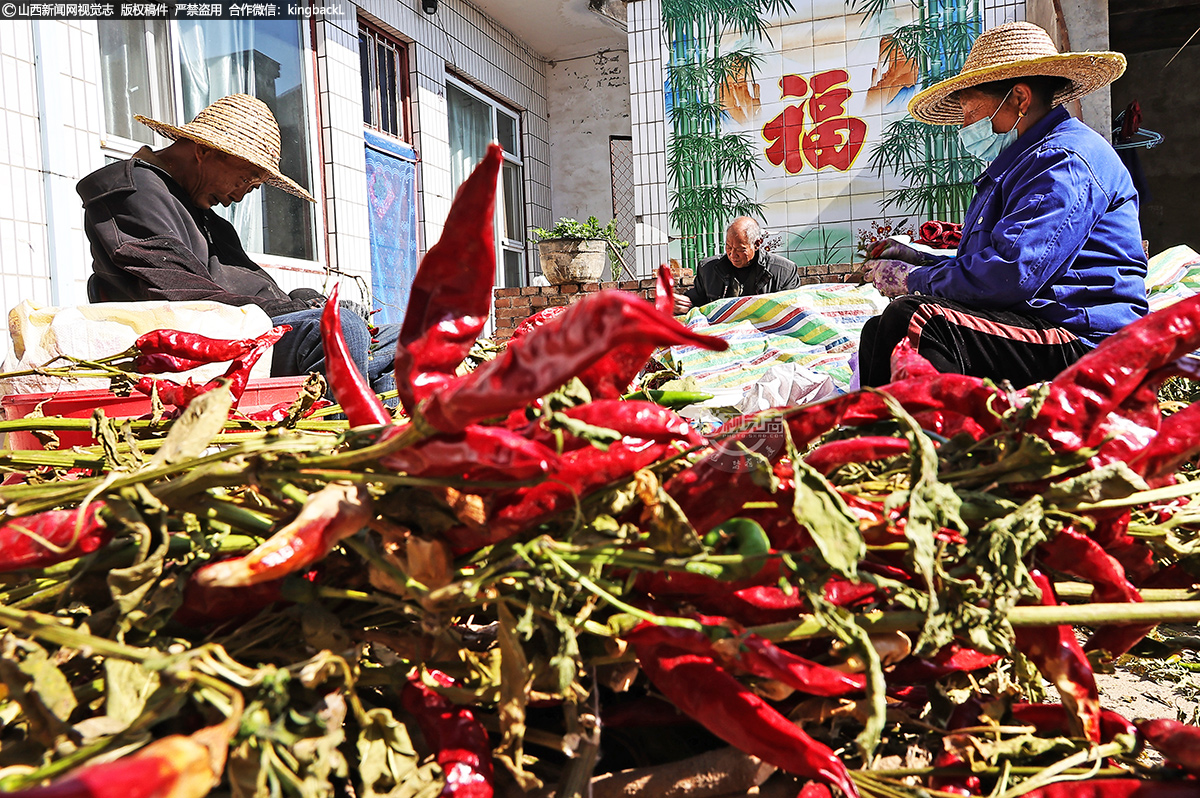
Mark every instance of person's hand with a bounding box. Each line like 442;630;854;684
288;287;326;308
673;294;693;314
863;259;913;298
867;237;934;266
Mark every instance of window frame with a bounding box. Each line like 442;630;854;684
359;20;412;143
445;74;527;288
93;17;325;273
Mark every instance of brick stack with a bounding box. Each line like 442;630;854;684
492;278;675;340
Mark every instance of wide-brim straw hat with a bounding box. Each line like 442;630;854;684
136;93;315;202
908;21;1126;125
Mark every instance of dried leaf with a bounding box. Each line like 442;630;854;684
791;458;864;579
356;707;443;798
149;381;234;466
0;636;78;748
495;601;541;790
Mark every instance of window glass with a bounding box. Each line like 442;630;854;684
360;24;408;140
98;20;171;145
447;79;527;288
176;19;316;260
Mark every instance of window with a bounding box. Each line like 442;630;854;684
447;78;526;287
97;19;319;263
359;22;410;141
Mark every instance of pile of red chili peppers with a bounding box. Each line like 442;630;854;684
2;144;1200;798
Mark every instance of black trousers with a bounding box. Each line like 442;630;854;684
858;295;1093;388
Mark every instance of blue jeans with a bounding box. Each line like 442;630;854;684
269;308;400;401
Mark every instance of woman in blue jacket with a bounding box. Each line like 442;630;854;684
858;22;1148;388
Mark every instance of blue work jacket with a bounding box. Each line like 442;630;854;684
906;106;1148;346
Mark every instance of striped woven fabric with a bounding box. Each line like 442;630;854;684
660;283;889;394
1146;244;1200;313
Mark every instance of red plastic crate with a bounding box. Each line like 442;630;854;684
1;376;311;450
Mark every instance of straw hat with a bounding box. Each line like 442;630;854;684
136;94;315;202
908;22;1126;125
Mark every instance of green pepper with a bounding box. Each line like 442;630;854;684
622;389;714;408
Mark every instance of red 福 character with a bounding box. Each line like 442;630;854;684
802;69;867;171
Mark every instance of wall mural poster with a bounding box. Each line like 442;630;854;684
663;0;984;273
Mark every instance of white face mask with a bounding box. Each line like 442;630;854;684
957;88;1024;162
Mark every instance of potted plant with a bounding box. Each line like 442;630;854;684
531;216;630;284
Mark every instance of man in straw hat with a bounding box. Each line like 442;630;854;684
77;93;401;398
857;21;1148;388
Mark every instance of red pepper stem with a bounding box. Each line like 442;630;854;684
993;741;1128;798
539;545;703;631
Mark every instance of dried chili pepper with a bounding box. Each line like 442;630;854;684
241;398;333;423
443;438;674;552
322;285;392;427
1028;292;1200;452
509;306;567;341
401;676;495;798
134;328;257;363
193;483;372;586
132;352;211;374
574;264;680;399
394;144;501;413
10;731;223;798
1010;703;1136;745
173;575;284;627
625;623;860;798
889;338;939;381
1129;400;1200;486
0;503;109;573
803;436;909;474
133;326;288;407
1013;571;1101;743
887;643;1002;682
415;290;727;434
134;375;205;407
1022;780;1200;798
380;424;558;482
1137;719;1200;774
521;400;704;452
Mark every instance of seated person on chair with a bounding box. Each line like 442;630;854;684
674;216;801;314
76;93;399;398
858;21;1148;389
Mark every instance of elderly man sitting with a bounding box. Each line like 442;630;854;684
76;93;400;399
674;216;801;314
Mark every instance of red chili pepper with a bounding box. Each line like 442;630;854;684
415;291;727;434
1022;780;1200;798
320;285;392;426
889;338;939;381
1013;571;1101;743
600;695;692;728
887;643;1002;683
1137;718;1200;775
509;306;567;341
1010;702;1136;745
241;398;333;423
803;436;909;474
134;328;257;363
520;400;704;452
401;677;494;798
1038;525;1154;660
132;352;211;374
573;264;681;399
0;503;109;573
1129;400;1200;486
1027;293;1200;452
380;424;558;482
192;483;372;586
8;731;225;798
394;144;501;413
173;575;284;627
443;438;674;553
625;623;860;798
134;375;205;407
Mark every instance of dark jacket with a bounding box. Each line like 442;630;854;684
684;249;801;307
76;152;307;317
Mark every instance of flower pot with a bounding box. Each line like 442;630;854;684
537;238;607;284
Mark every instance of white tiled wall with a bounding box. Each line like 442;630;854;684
627;0;670;277
354;0;552;273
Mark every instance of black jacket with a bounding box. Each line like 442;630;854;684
76;152;307;316
684;249;800;307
